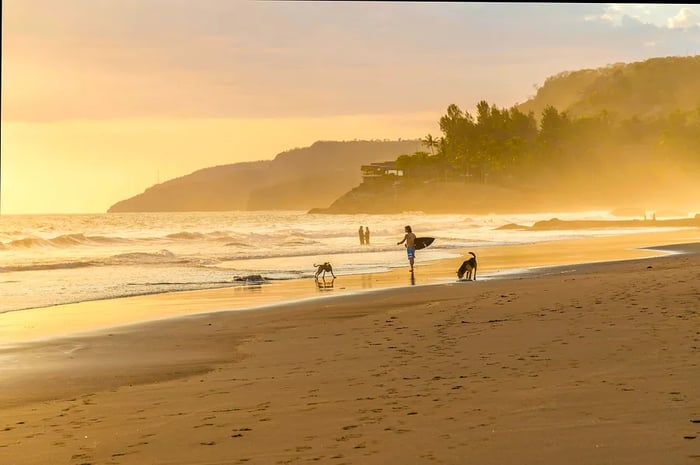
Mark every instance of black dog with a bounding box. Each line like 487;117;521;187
314;262;336;279
456;252;477;280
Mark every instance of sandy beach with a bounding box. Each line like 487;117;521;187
1;230;699;464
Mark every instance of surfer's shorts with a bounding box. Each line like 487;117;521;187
406;247;415;260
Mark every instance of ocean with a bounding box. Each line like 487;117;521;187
0;210;682;314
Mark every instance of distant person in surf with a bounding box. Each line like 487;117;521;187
364;226;370;245
397;225;416;273
358;225;365;245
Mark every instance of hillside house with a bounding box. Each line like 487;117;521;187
361;161;404;182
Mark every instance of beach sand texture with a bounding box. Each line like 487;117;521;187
1;235;699;464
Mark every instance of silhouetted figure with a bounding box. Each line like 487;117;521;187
358;226;365;245
364;226;370;245
314;262;336;279
397;225;416;273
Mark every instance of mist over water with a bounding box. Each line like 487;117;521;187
0;210;692;313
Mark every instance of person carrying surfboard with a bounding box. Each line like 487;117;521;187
397;225;417;273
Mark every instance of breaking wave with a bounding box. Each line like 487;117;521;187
0;261;97;273
3;234;132;249
106;249;183;265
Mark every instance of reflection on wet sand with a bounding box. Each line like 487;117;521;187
233;283;263;293
232;274;266;293
315;277;335;291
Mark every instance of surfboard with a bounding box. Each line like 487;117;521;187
413;237;435;250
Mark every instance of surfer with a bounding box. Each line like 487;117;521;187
397;225;416;273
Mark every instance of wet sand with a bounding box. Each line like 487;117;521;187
0;229;699;464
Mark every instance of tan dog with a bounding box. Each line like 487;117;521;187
314;262;336;279
456;252;477;280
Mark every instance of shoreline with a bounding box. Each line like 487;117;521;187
1;228;699;346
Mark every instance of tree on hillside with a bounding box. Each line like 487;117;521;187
422;134;439;155
391;79;699;193
518;55;700;121
395;151;443;180
537;105;570;160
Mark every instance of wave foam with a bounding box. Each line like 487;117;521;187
107;249;180;265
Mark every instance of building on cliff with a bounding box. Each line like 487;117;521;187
360;161;403;183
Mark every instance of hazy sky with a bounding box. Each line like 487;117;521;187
2;1;700;214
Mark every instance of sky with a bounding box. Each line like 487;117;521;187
2;2;700;214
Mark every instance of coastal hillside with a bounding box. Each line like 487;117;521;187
516;55;700;120
314;55;700;215
109;56;700;215
311;175;700;215
107;140;421;212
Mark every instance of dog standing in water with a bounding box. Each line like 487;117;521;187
314;262;336;279
457;252;477;280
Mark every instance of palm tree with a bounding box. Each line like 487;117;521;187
422;134;439;155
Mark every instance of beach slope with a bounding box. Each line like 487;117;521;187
1;246;699;464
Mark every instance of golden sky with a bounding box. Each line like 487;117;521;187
1;115;439;214
2;1;699;214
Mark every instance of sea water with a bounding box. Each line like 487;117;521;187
0;210;679;313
